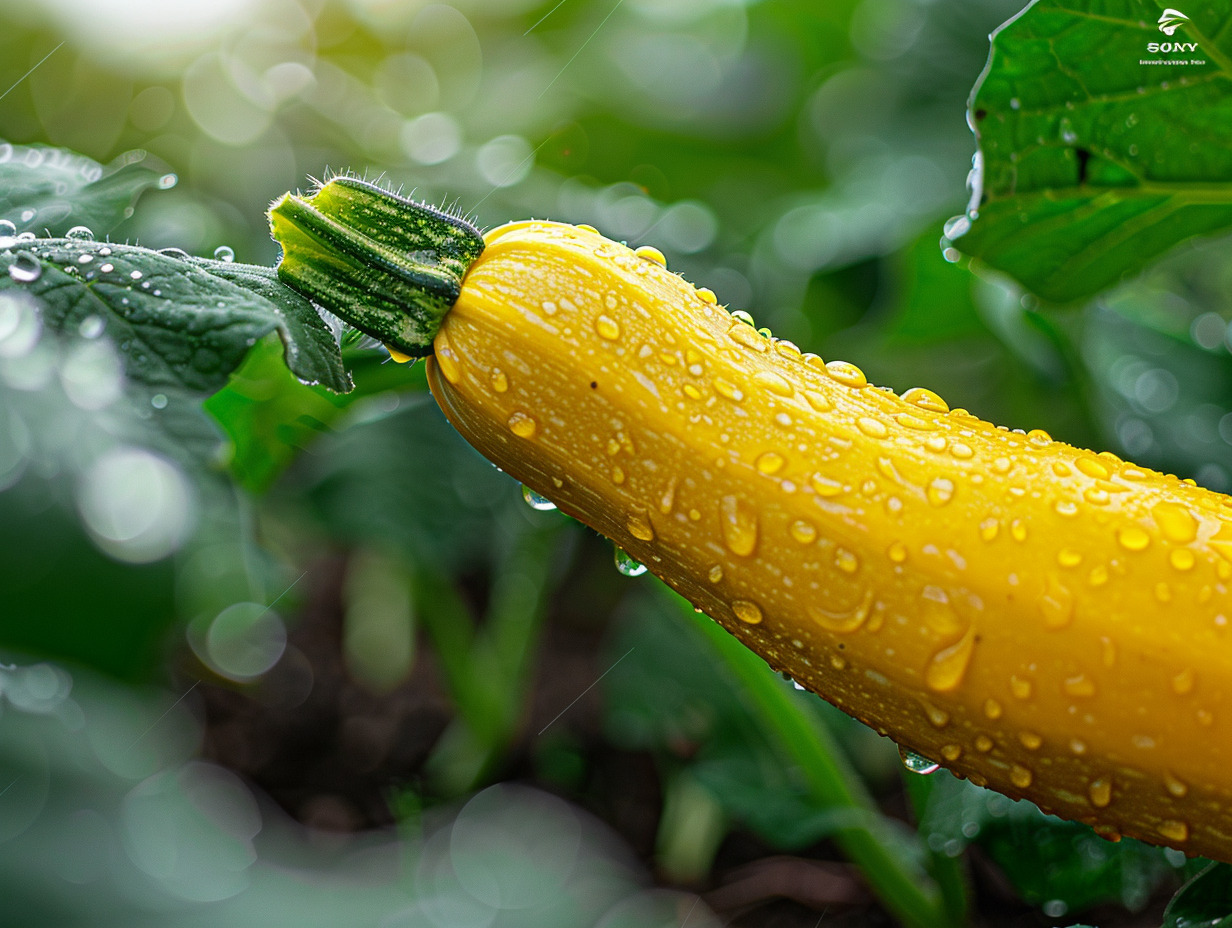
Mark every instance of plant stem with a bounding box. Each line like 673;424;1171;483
674;591;963;928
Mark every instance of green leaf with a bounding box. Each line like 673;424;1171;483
951;1;1232;303
0;239;350;394
0;144;174;237
1163;862;1232;928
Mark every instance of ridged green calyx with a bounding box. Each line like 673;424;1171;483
268;176;483;358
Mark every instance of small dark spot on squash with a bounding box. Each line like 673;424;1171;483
590;381;598;389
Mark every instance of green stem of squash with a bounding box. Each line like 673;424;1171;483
268;176;482;358
675;591;963;928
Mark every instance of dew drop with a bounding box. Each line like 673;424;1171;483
900;386;949;413
522;486;556;511
1171;668;1195;695
0;219;14;237
507;411;537;438
804;391;832;412
857;416;889;439
834;548;859;574
732;600;763;625
887;541;908;563
1038;576;1074;629
896;413;936;431
1010;675;1032;699
975;734;994;752
727;323;768;351
79;315;105;339
808;589;873;633
626;509;655;542
1153;502;1198;543
1117;526;1151;552
713;377;744;402
922;702;951;728
77;253;93;265
719;495;758;556
1170;548;1195;571
1057;549;1082;568
213;245;235;262
925;625;976;692
1010;765;1033;789
695;287;717;304
979;518;999;542
756;451;786;475
899;747;940;775
1164;771;1189;798
810;473;844;497
941;744;962;762
942;214;971;239
752;370;793;396
490;367;509;392
1019;731;1043;750
708;564;723;583
6;252;41;283
789;520;817;544
659;477;677;514
926;477;955;507
634;244;666;266
595;315;621;340
984;698;1002;719
65;225;94;241
1063;674;1096;697
1010;520;1028;542
129;270;142;280
1159;820;1189;843
614;547;648;577
825;360;867;388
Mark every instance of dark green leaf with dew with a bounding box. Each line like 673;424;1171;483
0;239;350;394
0;143;174;238
950;1;1232;303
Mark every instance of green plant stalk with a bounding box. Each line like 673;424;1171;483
418;516;565;792
901;772;971;926
674;589;962;928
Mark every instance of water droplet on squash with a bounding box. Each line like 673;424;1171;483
1164;772;1189;798
1019;731;1043;750
925;625;976;692
979;518;999;542
1038;576;1074;628
507;411;537;438
719;495;758;556
626;509;655;541
732;599;763;625
809;589;873;634
1153;502;1198;543
713;377;744;401
1010;675;1032;699
1089;773;1118;803
435;330;462;383
834;549;859;573
1171;668;1195;695
752;370;793;396
789;520;817;544
1075;456;1110;480
804;391;832;413
974;734;994;752
810;473;844;497
825;360;867;388
984;698;1002;719
926;477;955;506
522;486;556;510
941;744;962;762
900;386;949;413
490;368;509;392
1010;520;1028;542
1057;549;1082;568
614;547;647;577
857;416;888;439
1159;820;1189;843
1170;549;1195;571
756;451;785;475
595;315;621;340
1010;765;1033;789
708;564;723;583
727;323;768;351
635;244;666;266
899;747;940;775
1063;674;1096;697
696;287;717;304
1118;526;1151;551
887;541;908;563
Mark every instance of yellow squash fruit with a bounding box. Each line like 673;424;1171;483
270;178;1232;862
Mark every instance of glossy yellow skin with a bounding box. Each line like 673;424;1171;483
426;219;1232;861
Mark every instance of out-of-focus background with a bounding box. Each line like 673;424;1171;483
1;0;1227;925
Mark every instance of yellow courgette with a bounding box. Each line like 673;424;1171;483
270;178;1232;862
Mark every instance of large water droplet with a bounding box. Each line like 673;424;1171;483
825;360;867;388
925;625;976;692
1117;526;1151;551
901;387;949;413
752;370;792;396
65;225;94;241
213;245;236;262
507;411;537;438
1038;576;1074;629
756;451;786;475
634;244;666;267
810;473;844;497
626;508;655;542
1010;765;1033;789
942;214;971;240
899;747;940;775
727;322;768;351
857;416;888;439
614;547;647;577
490;367;509;392
789;520;817;544
1159;820;1189;843
808;589;873;634
1088;777;1112;808
595;315;621;340
926;477;955;506
719;495;758;556
1153;502;1197;543
7;252;41;283
731;600;763;625
434;329;462;383
522;485;556;510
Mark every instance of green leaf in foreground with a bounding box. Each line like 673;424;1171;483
950;1;1232;303
0;239;350;394
0;143;175;237
1162;862;1232;928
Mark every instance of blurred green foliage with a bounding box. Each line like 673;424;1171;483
3;0;1232;925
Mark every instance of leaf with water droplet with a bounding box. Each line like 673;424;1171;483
0;144;174;237
954;3;1232;302
0;240;350;394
